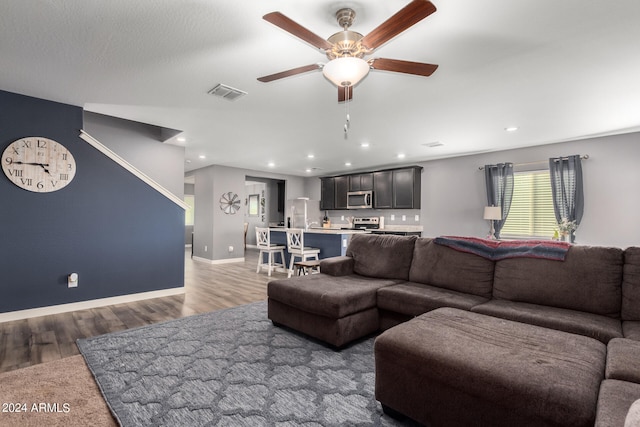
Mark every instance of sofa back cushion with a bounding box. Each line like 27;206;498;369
409;238;495;298
493;245;624;317
623;247;640;320
346;234;417;281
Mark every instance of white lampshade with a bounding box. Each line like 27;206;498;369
483;206;502;220
322;57;370;87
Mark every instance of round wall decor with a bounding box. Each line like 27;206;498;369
2;136;76;193
219;192;241;214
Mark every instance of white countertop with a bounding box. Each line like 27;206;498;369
269;227;368;235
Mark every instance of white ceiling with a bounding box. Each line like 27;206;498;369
2;1;639;177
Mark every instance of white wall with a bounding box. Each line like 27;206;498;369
190;164;307;261
418;132;640;248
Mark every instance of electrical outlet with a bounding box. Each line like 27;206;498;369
391;214;395;221
415;215;420;221
402;215;406;221
68;273;78;288
204;245;208;252
228;246;234;252
341;216;344;221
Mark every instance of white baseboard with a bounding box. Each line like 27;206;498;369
0;287;185;323
192;256;245;265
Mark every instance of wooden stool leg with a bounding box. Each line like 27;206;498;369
288;255;296;278
256;250;262;273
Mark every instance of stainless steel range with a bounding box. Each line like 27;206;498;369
352;217;380;230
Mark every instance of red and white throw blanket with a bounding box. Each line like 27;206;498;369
434;236;572;261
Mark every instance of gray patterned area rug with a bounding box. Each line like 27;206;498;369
77;301;415;426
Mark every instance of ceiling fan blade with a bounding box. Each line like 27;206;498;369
360;0;437;51
257;64;322;82
370;58;438;77
338;86;354;103
263;12;333;51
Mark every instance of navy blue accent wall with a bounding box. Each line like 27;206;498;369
0;90;184;313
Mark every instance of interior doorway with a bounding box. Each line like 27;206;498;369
244;176;285;248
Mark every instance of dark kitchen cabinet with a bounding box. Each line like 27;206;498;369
334;176;349;209
373;171;393;209
349;173;374;192
320;177;335;210
320;166;421;210
393;167;422;209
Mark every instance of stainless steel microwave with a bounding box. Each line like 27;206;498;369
347;191;373;209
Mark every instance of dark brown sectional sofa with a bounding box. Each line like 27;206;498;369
267;234;640;426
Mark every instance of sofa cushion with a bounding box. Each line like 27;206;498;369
606;338;640;383
377;282;489;317
623;321;640;341
623;247;640;320
408;238;494;298
595;380;640;427
493;245;624;317
267;273;399;318
346;234;417;281
471;299;623;343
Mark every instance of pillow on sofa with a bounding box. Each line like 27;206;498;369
622;247;640;321
625;399;640;427
346;234;417;281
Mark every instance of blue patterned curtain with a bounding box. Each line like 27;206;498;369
549;155;584;243
484;163;514;239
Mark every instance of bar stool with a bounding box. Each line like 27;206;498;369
255;227;286;276
286;228;320;278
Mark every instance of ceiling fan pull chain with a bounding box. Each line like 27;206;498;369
344;86;351;135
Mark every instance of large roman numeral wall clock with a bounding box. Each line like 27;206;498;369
2;137;77;193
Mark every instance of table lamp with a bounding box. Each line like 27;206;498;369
484;206;502;240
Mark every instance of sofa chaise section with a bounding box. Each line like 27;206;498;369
267;234;417;347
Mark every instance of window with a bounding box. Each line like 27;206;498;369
184;195;195;226
500;170;557;238
248;194;260;216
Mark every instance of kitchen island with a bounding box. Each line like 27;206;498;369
268;228;366;266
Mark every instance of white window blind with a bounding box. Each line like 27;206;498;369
501;170;557;238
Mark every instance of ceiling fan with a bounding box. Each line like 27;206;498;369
257;0;439;102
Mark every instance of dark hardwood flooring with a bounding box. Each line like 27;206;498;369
0;248;284;373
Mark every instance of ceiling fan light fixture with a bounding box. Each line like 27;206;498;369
322;57;370;87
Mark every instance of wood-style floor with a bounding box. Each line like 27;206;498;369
0;248;284;374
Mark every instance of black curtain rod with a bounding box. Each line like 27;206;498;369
478;154;589;171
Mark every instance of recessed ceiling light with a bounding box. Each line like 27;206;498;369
177;137;186;143
268;162;275;167
345;162;352;167
198;155;206;159
505;126;519;132
397;153;406;159
307;154;315;159
305;168;312;173
361;142;370;148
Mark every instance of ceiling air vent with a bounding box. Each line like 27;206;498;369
423;141;444;148
208;84;247;101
